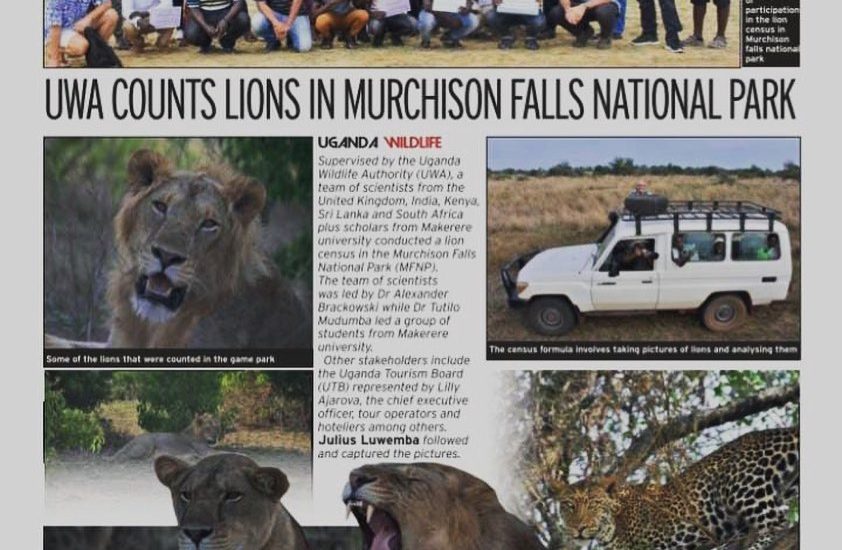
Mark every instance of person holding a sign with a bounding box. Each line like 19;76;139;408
252;0;313;52
313;0;370;49
121;0;178;52
183;0;251;52
44;0;120;67
547;0;619;49
368;0;419;47
485;0;545;50
417;0;480;49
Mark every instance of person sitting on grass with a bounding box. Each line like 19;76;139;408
682;0;729;49
314;0;370;49
418;0;480;49
121;0;178;52
368;0;418;47
630;0;683;53
184;0;250;53
485;0;545;50
44;0;119;67
252;0;313;52
547;0;620;49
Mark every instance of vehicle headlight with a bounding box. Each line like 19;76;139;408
516;282;529;294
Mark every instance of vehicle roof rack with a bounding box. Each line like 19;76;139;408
622;200;781;235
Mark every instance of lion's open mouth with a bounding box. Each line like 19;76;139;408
345;499;401;550
135;273;187;311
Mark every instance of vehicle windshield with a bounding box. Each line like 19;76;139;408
594;225;617;265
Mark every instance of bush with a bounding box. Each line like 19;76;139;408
136;372;221;432
220;372;274;428
45;371;112;411
110;372;143;401
45;388;105;455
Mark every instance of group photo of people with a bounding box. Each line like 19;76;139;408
44;0;739;67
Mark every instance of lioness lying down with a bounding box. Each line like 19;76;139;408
108;413;221;462
342;463;544;550
155;453;310;550
48;149;311;349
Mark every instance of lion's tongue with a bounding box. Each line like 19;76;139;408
146;273;173;297
369;510;400;550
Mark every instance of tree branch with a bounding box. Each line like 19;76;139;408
611;383;799;480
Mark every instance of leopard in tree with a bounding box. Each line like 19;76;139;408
554;427;799;550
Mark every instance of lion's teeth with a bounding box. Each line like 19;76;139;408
346;504;352;520
366;504;375;523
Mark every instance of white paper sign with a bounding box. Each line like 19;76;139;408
433;0;465;14
377;0;411;17
496;0;539;16
149;6;182;29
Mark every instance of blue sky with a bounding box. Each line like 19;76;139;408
487;138;800;171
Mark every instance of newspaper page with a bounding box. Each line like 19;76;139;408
7;0;841;548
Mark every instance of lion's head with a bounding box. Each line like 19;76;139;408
187;413;222;445
111;149;269;325
554;481;619;546
155;453;292;550
342;463;543;550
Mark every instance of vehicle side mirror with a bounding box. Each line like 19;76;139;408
651;252;660;260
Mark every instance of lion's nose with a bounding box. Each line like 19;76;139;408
152;246;186;269
349;470;377;490
183;528;213;545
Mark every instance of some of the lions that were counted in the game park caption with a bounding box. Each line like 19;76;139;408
45;148;311;350
155;453;310;550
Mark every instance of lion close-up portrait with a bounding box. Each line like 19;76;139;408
341;462;543;550
155;453;310;550
44;138;313;350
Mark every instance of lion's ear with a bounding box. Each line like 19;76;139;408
127;149;170;192
249;467;289;501
225;177;267;226
154;455;190;488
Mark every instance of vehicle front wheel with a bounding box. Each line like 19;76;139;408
527;297;578;336
701;294;748;332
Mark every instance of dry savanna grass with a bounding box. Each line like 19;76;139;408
91;1;738;67
487;175;801;342
97;400;311;453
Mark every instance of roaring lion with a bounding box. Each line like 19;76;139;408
108;413;221;462
155;453;310;550
50;148;311;349
342;462;544;550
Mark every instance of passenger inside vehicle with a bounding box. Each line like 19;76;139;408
612;239;657;272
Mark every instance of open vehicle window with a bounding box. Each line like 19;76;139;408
732;232;781;261
672;232;726;264
600;238;657;273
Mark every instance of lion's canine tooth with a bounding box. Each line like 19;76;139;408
366;504;375;523
346;504;352;520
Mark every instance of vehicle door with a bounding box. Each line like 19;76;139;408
590;237;660;310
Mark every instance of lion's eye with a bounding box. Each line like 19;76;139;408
152;200;168;215
199;219;219;232
179;491;191;503
224;491;243;503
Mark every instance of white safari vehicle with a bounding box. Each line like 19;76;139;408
501;197;792;336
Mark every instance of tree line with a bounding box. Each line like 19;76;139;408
489;158;801;181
